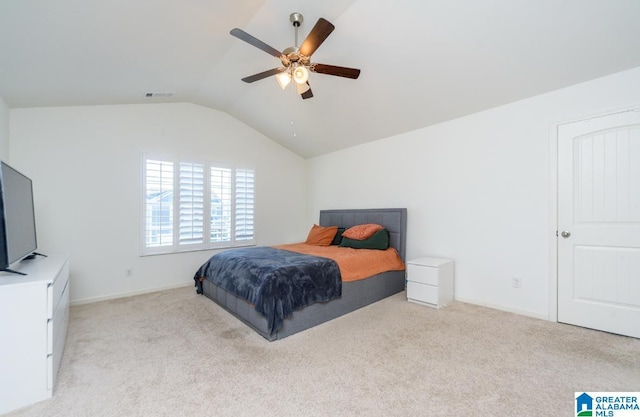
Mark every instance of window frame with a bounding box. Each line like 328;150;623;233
140;153;256;256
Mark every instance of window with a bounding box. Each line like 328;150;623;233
142;154;255;255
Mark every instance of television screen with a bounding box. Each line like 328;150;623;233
0;162;37;269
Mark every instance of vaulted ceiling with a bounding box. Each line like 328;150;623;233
2;0;640;158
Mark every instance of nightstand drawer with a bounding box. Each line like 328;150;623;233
407;263;439;286
407;281;438;305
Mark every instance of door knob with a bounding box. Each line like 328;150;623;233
561;231;571;238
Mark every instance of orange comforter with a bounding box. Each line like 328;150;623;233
274;243;405;282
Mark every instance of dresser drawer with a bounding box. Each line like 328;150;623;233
51;260;70;310
47;278;69;355
407;263;439;286
48;305;69;391
407;281;438;305
46;260;69;319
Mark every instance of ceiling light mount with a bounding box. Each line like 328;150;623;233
289;12;303;27
289;13;303;52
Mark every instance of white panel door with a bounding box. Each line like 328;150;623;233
558;109;640;338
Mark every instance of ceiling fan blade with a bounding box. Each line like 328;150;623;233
230;28;282;58
301;89;313;100
241;68;284;83
311;63;361;79
299;82;313;100
299;18;335;57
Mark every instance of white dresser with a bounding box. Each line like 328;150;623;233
0;255;70;414
406;256;454;308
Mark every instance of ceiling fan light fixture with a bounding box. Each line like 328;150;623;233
276;71;291;89
292;65;309;84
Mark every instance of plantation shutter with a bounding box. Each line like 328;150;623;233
235;169;255;242
144;159;174;248
178;162;204;245
142;154;256;255
210;167;232;244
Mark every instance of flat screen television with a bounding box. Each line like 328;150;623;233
0;161;40;275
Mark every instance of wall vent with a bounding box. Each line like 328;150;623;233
145;92;174;98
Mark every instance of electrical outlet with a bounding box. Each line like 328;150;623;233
512;277;522;288
126;268;133;277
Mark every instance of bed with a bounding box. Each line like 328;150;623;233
194;208;407;341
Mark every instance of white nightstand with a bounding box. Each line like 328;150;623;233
406;256;454;308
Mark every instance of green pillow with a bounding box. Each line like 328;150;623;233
339;229;389;250
331;227;346;245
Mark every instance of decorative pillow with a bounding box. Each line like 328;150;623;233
331;227;346;245
342;223;384;240
340;229;389;250
305;224;338;246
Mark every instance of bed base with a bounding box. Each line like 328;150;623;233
203;270;405;341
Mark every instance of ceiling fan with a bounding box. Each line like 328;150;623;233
230;13;361;100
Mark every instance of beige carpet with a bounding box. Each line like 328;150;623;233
5;287;640;417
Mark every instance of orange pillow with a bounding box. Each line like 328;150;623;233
342;223;384;240
305;224;338;246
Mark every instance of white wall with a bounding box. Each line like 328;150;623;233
0;95;8;161
307;66;640;319
10;102;307;303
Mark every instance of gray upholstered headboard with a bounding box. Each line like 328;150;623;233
319;208;407;261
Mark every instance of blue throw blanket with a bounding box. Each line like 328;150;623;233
194;247;342;333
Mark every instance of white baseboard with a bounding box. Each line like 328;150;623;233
71;285;551;322
454;296;549;321
70;282;193;306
